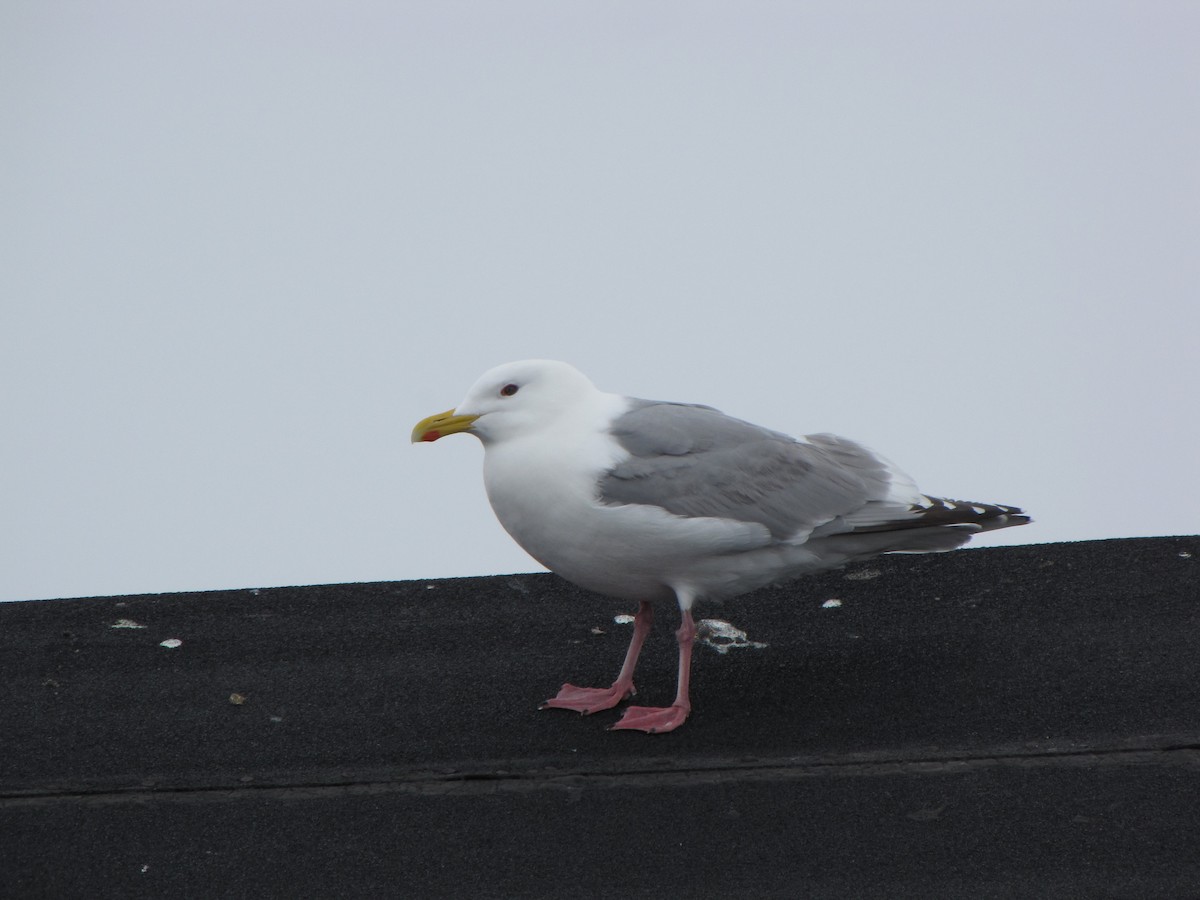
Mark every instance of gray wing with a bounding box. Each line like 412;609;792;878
598;400;898;541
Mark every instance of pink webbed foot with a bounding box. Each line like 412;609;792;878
540;681;635;715
609;703;690;734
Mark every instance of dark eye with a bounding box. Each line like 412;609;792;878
500;383;519;397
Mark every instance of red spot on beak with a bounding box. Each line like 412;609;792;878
421;430;441;442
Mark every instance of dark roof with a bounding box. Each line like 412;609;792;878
3;536;1199;898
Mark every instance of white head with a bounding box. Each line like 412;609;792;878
412;359;601;446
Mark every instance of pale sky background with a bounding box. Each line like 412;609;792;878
2;2;1197;603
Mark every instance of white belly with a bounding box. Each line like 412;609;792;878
481;430;782;603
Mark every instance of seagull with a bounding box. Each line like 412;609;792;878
412;360;1029;733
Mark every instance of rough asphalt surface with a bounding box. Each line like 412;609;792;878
3;536;1199;898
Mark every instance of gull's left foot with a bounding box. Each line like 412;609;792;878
609;703;689;734
540;681;633;715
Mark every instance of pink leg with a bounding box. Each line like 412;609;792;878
610;609;694;734
540;601;653;715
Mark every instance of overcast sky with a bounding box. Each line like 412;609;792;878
2;2;1196;603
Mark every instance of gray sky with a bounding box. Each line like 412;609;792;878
3;2;1197;602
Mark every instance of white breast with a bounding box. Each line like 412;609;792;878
480;395;770;603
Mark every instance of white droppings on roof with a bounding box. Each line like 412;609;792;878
111;619;147;629
159;638;182;649
822;598;843;609
697;619;768;654
844;568;881;581
613;614;635;625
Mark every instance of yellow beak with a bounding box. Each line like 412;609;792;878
411;408;480;443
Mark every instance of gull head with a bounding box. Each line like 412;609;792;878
411;359;599;446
